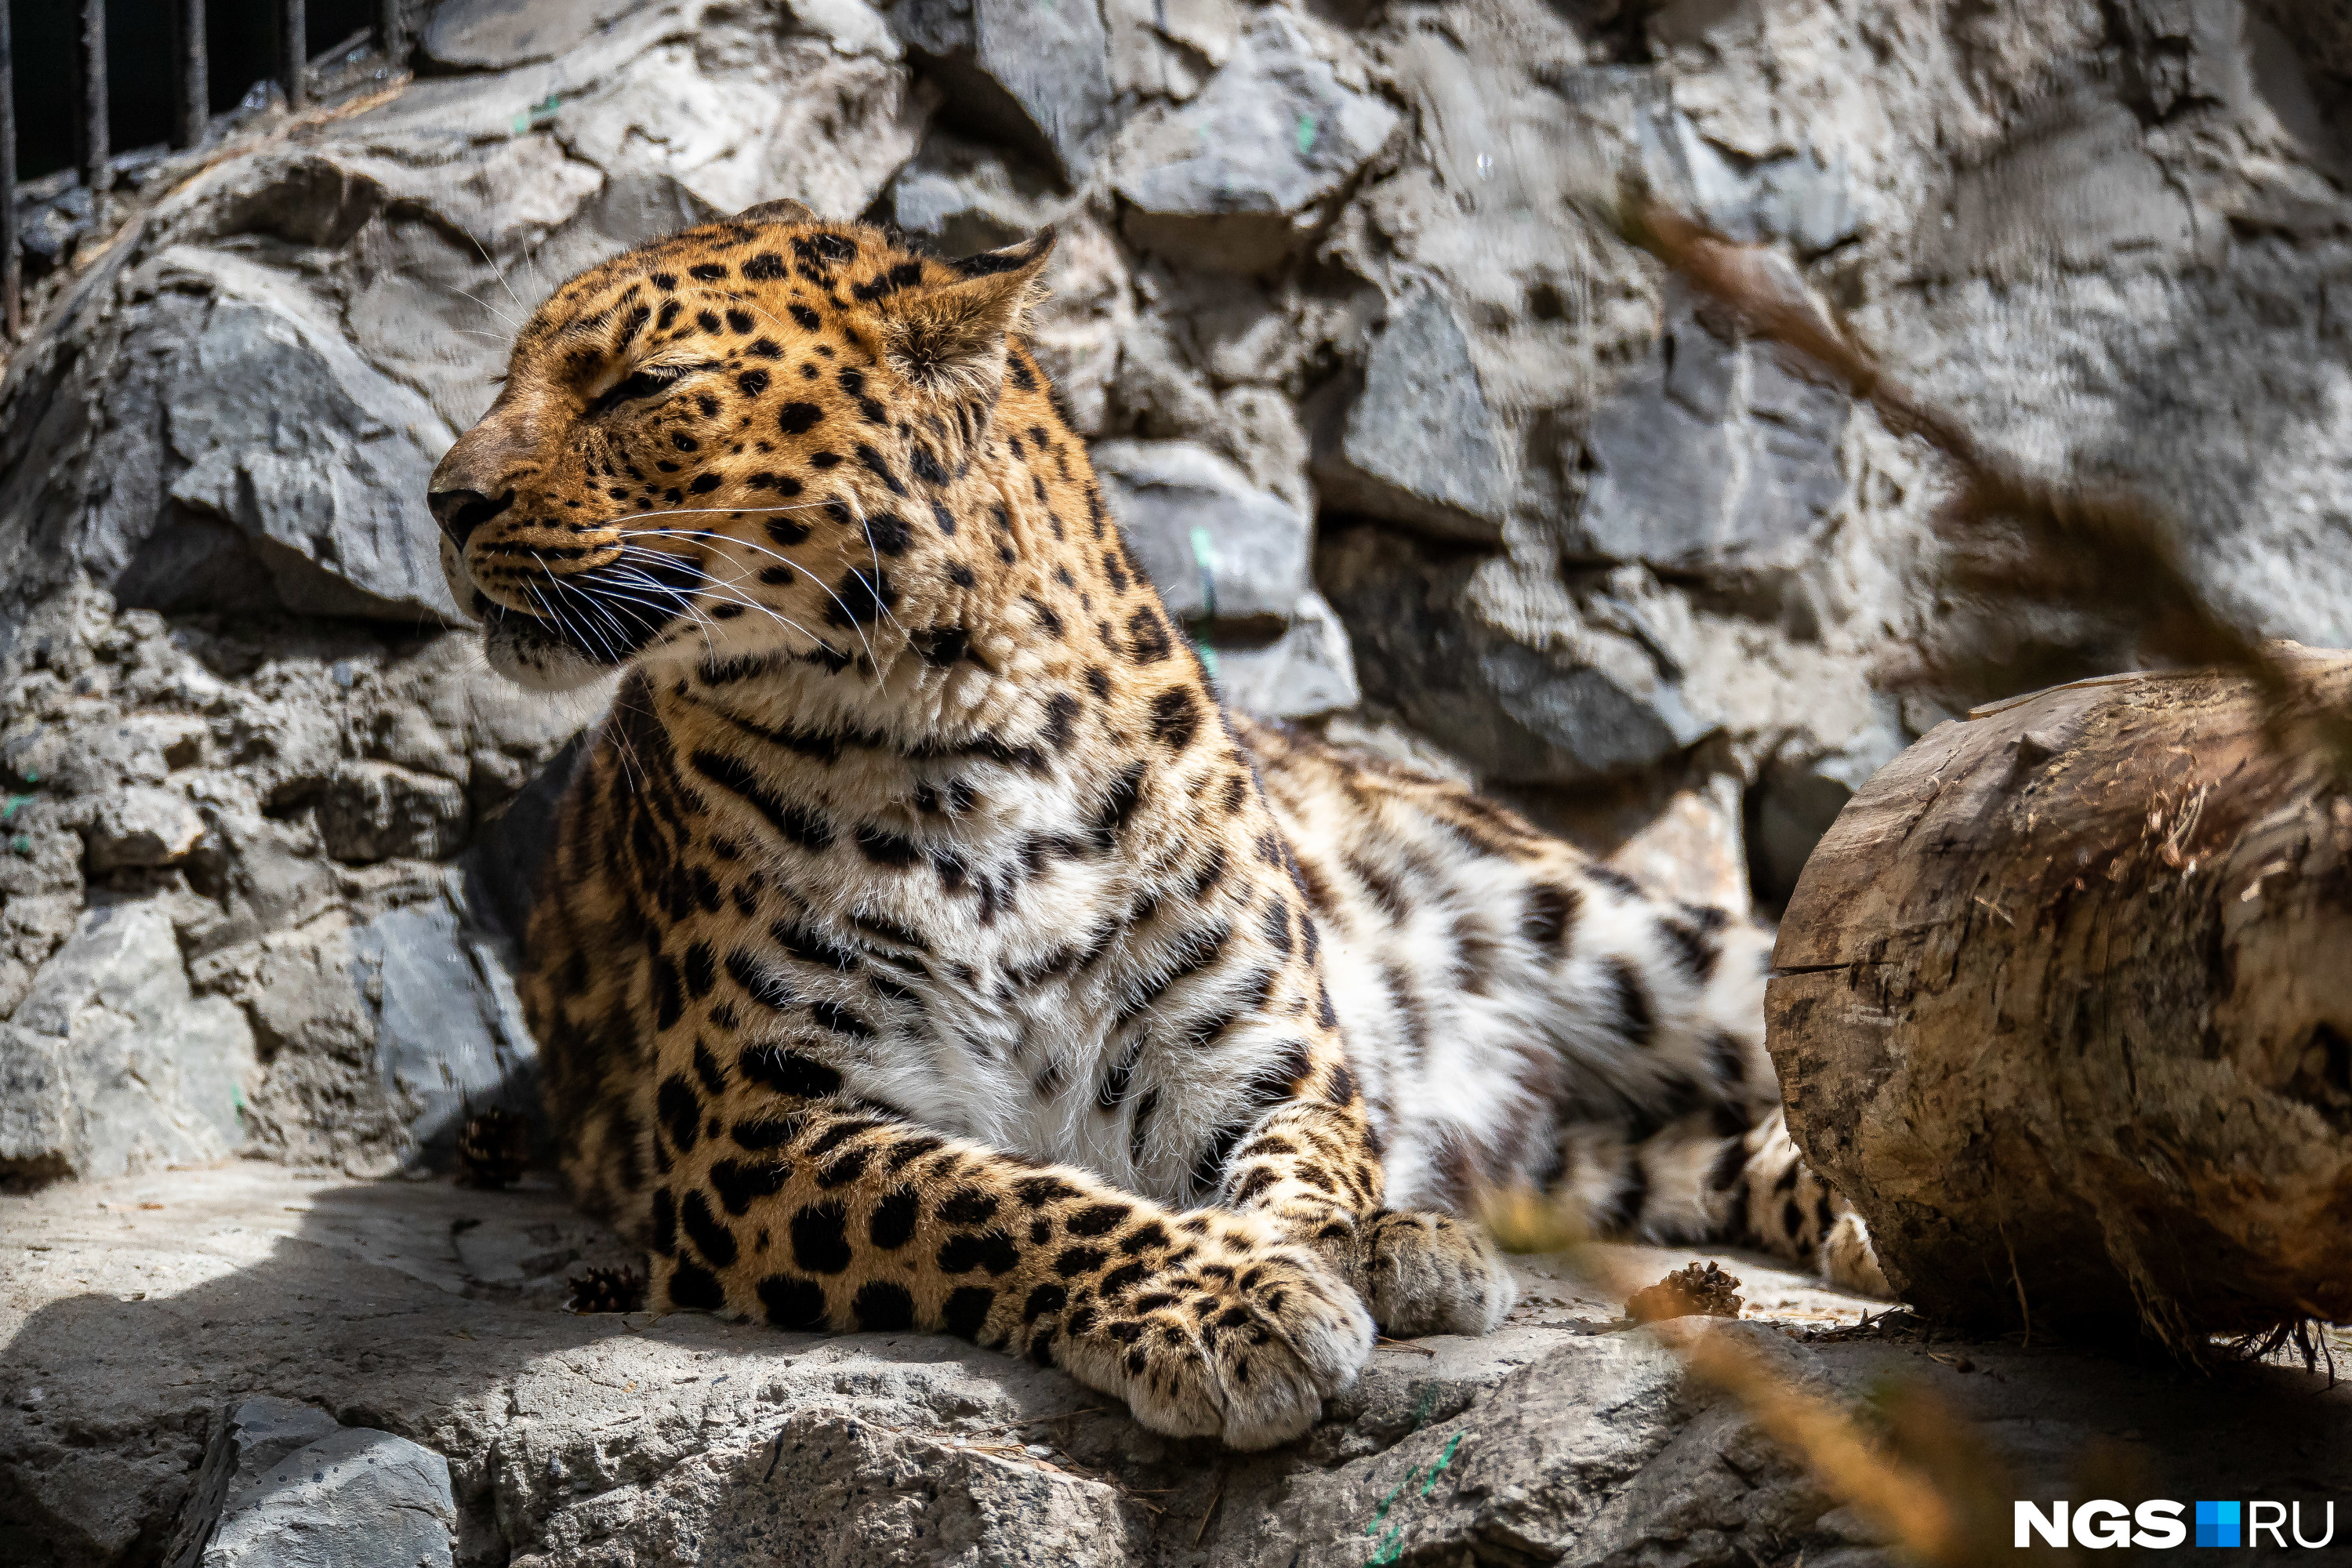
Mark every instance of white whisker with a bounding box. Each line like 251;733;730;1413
599;552;837;672
837;489;911;641
613;525;880;673
452;284;524;332
474;233;530;320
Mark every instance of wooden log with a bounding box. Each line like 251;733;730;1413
1768;649;2352;1346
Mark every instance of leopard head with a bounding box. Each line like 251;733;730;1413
428;201;1054;691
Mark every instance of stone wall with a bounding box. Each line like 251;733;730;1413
2;0;2349;1181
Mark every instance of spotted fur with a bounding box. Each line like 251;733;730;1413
427;204;1882;1450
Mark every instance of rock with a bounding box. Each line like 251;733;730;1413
0;893;81;1024
1614;85;1865;257
787;0;904;61
886;131;1073;257
1090;438;1359;717
82;788;208;871
423;0;651;70
317;762;470;866
1094;439;1309;630
1115;11;1401;271
1746;761;1861;910
0;902;253;1183
350;890;541;1166
8;1165;2350;1568
462;733;592;949
162;1396;344;1568
1316;285;1516;543
184;1421;458;1568
1104;0;1235;100
1320;528;1710;785
1624;793;1752;918
2249;0;2352;80
159;253;463;623
1570;292;1853;570
1208;592;1360;720
890;0;1117;185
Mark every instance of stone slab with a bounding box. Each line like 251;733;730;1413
7;1166;2346;1568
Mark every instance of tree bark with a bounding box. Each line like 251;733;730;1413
1768;650;2352;1345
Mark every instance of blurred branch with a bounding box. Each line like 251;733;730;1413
1599;185;2352;777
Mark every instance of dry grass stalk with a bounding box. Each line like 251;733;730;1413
1477;1185;2023;1565
1607;187;2352;775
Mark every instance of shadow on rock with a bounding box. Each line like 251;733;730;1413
6;1167;2352;1568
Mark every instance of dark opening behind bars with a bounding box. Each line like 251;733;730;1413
2;0;406;339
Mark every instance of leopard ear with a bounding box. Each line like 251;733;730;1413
882;229;1057;393
735;198;819;225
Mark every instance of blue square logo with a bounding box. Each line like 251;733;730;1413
2196;1501;2241;1548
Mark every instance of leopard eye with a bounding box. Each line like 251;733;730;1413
590;365;686;415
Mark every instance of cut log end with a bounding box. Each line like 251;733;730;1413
1768;650;2352;1350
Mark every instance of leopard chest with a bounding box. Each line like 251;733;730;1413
681;815;1247;1205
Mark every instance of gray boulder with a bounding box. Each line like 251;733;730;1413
1116;10;1400;270
1570;292;1853;570
353;888;541;1163
159;253;462;623
1093;440;1359;719
317;762;470;866
168;1406;458;1568
1094;439;1309;630
2248;0;2352;79
890;0;1117;185
1316;285;1517;543
162;1398;344;1568
82;786;209;871
1321;528;1711;785
0;902;253;1183
887;130;1075;256
1208;591;1362;720
423;0;654;70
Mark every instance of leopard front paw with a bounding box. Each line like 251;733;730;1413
1060;1217;1374;1451
1347;1209;1518;1338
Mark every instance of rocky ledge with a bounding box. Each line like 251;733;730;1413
6;1166;2349;1567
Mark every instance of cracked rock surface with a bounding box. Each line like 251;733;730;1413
7;1167;2350;1567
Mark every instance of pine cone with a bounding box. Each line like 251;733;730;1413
568;1265;648;1314
456;1109;532;1189
1626;1261;1744;1323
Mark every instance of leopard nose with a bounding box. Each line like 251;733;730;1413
428;488;515;548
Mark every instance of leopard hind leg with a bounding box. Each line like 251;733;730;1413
1553;1108;1891;1298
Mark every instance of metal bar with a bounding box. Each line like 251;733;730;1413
75;0;110;194
172;0;209;150
278;0;307;113
0;0;18;341
379;0;407;68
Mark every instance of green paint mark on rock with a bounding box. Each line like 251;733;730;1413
1421;1429;1465;1496
513;93;562;135
1359;1428;1472;1559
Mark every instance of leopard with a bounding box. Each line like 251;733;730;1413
426;200;1886;1450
